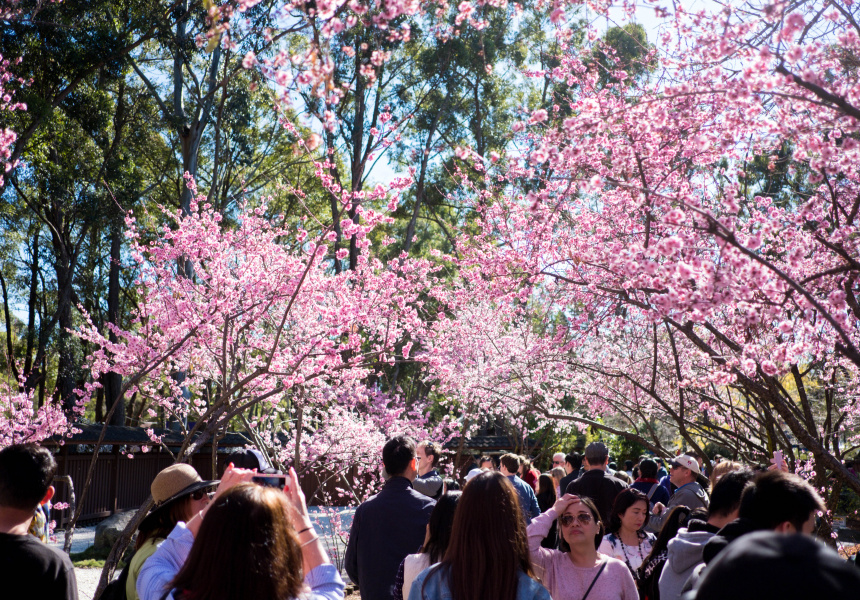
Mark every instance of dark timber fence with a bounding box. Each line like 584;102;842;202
42;426;539;527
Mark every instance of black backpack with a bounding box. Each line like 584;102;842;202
97;562;131;600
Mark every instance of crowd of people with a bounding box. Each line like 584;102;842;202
2;439;860;600
346;438;860;600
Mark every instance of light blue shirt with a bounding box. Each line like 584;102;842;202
507;475;542;524
137;522;344;600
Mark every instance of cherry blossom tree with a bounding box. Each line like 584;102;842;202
8;0;860;578
444;0;860;513
75;172;459;593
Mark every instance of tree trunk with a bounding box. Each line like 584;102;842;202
104;220;125;425
0;271;20;383
24;229;39;380
52;241;77;412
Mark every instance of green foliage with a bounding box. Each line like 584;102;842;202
585;428;649;464
737;142;814;210
70;544;112;568
590;23;657;87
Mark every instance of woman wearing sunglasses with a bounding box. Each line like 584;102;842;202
137;464;343;600
527;494;638;600
126;463;217;600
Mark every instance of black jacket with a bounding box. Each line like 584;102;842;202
558;469;580;496
702;517;762;564
680;517;765;597
564;468;628;525
344;476;435;600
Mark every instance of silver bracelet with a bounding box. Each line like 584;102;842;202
300;534;319;547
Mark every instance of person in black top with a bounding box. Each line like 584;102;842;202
565;442;628;525
345;435;435;600
0;443;78;600
558;452;581;495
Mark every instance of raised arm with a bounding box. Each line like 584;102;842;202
526;508;562;571
283;466;332;575
136;523;193;600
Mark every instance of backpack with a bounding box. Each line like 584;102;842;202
97;561;131;600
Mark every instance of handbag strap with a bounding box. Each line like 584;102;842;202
647;483;659;501
581;560;608;600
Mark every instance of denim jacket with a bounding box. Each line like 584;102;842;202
407;564;551;600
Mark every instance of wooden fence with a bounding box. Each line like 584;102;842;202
49;448;362;527
44;427;533;528
51;448;226;527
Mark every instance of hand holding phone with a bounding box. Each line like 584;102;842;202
283;467;310;527
768;450;788;472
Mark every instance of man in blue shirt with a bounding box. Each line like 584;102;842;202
499;453;540;523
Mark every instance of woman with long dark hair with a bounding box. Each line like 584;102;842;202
393;491;462;600
536;474;557;512
408;471;550;600
636;505;693;600
535;474;558;549
527;494;638;600
599;489;657;577
137;465;343;600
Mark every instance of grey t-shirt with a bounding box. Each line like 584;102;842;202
412;470;443;499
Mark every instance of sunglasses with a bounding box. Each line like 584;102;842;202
559;513;594;527
190;489;214;501
553;460;564;465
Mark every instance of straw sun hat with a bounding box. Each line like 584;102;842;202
151;463;218;508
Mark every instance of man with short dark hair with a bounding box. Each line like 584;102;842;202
413;440;444;499
660;469;755;600
0;443;78;600
564;442;627;524
499;453;540;523
650;454;709;532
345;435;435;600
680;469;826;596
558;452;581;494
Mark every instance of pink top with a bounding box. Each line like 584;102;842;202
527;508;639;600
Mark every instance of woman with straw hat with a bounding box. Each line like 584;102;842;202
125;463;218;600
137;464;344;600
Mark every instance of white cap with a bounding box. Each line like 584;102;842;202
464;468;485;482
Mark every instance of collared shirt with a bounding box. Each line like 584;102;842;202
507;474;541;524
413;469;444;499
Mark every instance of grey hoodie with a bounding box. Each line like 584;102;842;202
658;528;716;600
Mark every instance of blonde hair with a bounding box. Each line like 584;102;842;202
709;460;742;492
614;470;631;484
